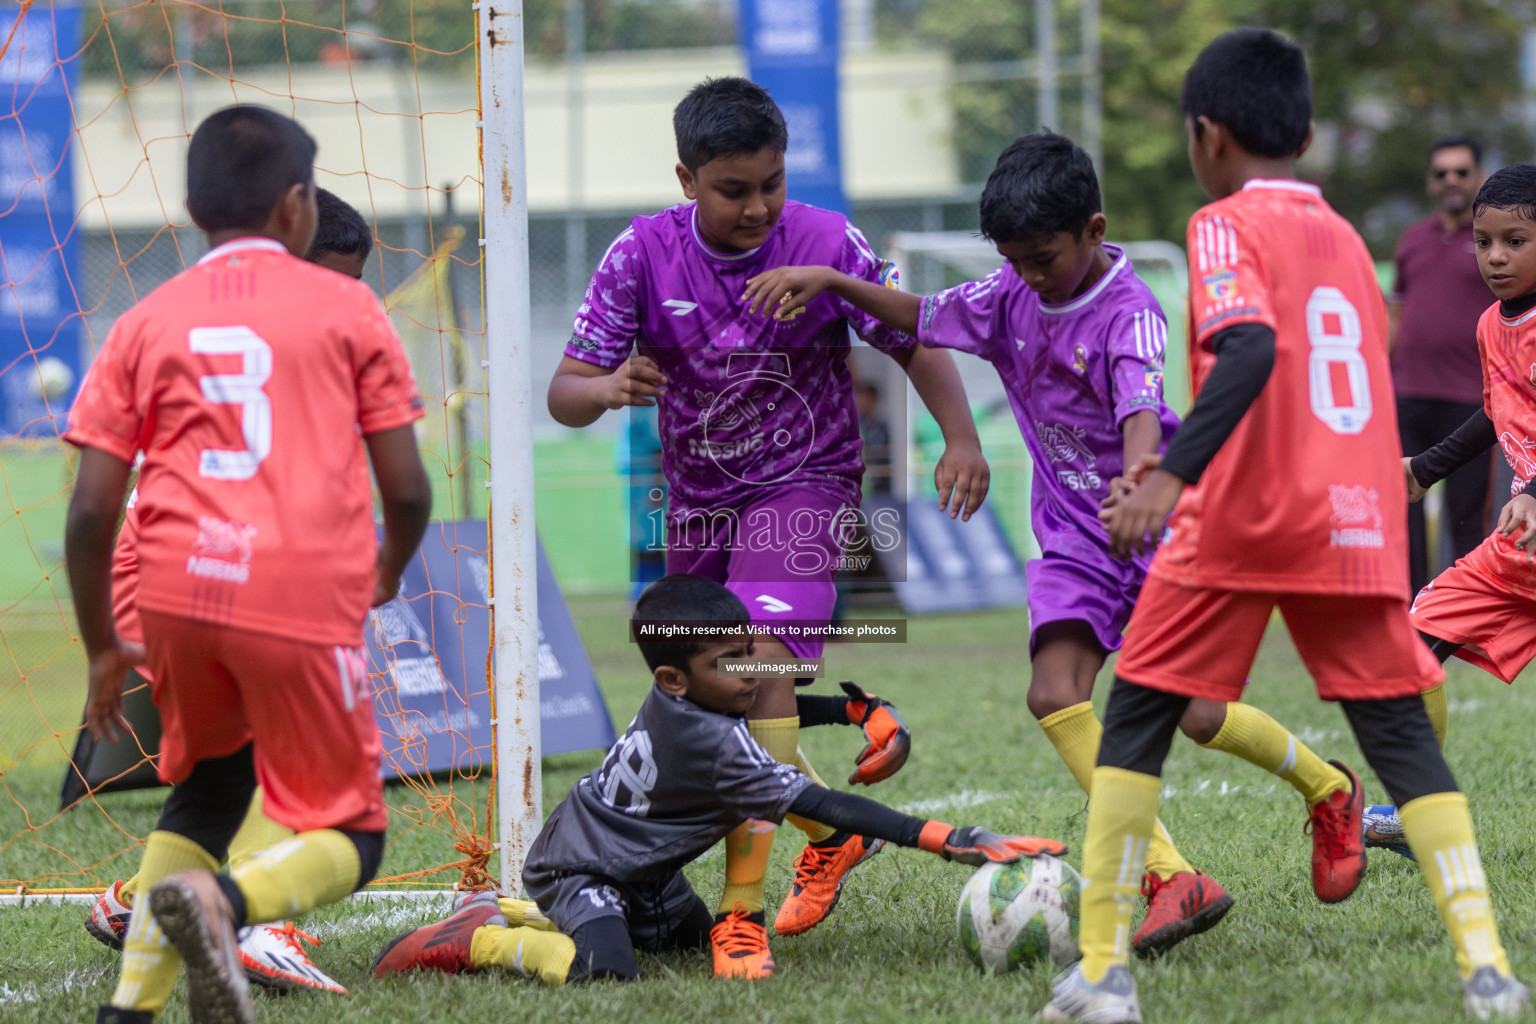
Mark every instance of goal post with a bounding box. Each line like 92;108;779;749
477;0;543;891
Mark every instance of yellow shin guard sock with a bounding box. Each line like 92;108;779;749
1078;767;1161;984
719;818;775;914
229;829;360;924
788;745;836;843
1401;792;1510;979
1039;703;1191;879
498;897;557;931
119;874;139;905
1201;702;1347;806
469;923;576;985
110;831;219;1012
226;788;296;874
1422;683;1449;751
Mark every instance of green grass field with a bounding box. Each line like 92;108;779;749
4;595;1535;1023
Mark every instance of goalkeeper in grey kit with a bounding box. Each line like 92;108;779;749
373;575;1065;984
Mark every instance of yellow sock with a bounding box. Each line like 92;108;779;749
469;922;576;985
1077;767;1160;985
718;818;775;914
226;788;295;873
1400;792;1510;979
1039;702;1192;879
119;874;139;906
1200;702;1347;806
110;831;218;1012
497;896;557;931
787;744;836;843
229;829;360;924
1423;683;1449;751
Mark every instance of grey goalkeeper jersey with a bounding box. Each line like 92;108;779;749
524;686;814;885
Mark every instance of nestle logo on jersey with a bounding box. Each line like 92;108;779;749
186;514;257;584
1328;483;1384;550
185;555;251;583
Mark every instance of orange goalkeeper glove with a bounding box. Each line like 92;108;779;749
918;823;1067;866
841;680;911;786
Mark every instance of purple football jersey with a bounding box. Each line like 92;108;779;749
567;200;914;519
918;245;1181;572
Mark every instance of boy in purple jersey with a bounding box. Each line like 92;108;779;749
546;77;988;977
746;132;1352;959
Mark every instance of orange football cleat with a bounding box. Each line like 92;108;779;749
1307;759;1368;903
1132;870;1233;958
773;832;884;936
711;902;775;980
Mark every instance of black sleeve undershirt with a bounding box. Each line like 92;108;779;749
785;786;926;847
1159;323;1277;485
795;694;849;727
1409;409;1496;489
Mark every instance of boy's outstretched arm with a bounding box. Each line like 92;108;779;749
65;446;142;742
784;785;1064;865
897;343;990;521
366;424;433;606
742;266;921;336
1406;407;1497;502
547;355;668;428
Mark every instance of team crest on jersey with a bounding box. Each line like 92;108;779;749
1073;346;1087;374
1203;269;1238;302
1327;484;1384;550
1143;364;1164;389
877;260;901;290
1529;362;1536;389
1500;432;1536;495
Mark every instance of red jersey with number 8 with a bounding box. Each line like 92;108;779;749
1152;179;1407;597
65;238;423;646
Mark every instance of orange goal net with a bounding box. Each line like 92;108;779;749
0;0;500;897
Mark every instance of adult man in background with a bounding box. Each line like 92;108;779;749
1389;137;1493;595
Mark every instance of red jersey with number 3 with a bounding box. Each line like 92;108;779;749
65;238;423;646
1152;179;1407;597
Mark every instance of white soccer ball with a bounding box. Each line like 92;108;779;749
32;356;74;399
955;854;1081;974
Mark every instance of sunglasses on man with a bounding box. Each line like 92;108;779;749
1432;167;1474;180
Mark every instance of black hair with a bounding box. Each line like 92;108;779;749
308;188;373;263
1181;28;1311;160
186;105;316;232
1473;164;1536;224
673;77;788;173
1429;136;1483;167
978;132;1101;243
631;574;750;673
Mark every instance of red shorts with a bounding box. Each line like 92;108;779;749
141;610;386;833
1411;553;1536;684
1116;577;1443;702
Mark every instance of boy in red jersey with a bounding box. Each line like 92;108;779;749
1361;165;1536;857
1039;30;1527;1022
81;187;379;998
67;107;430;1024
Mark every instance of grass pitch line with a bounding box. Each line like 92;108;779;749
897;789;1015;816
0;966;113;1006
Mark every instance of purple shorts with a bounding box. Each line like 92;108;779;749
1026;554;1144;657
666;486;849;661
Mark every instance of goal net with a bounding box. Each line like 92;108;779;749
0;0;502;899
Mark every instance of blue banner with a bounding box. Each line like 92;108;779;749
865;496;1031;614
366;522;617;780
741;0;845;214
0;3;82;437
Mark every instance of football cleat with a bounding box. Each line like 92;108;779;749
148;869;254;1024
1305;759;1368;903
239;921;347;995
1362;804;1416;860
1132;870;1234;959
1038;962;1143;1022
373;892;505;978
711;902;775;980
773;832;884;936
85;879;133;951
1464;966;1531;1019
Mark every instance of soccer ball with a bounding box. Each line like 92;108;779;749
955;854;1081;974
31;356;74;400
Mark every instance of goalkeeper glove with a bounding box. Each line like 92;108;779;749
840;680;911;786
918;822;1067;866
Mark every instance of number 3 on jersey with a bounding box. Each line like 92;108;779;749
191;326;272;480
1305;286;1372;435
